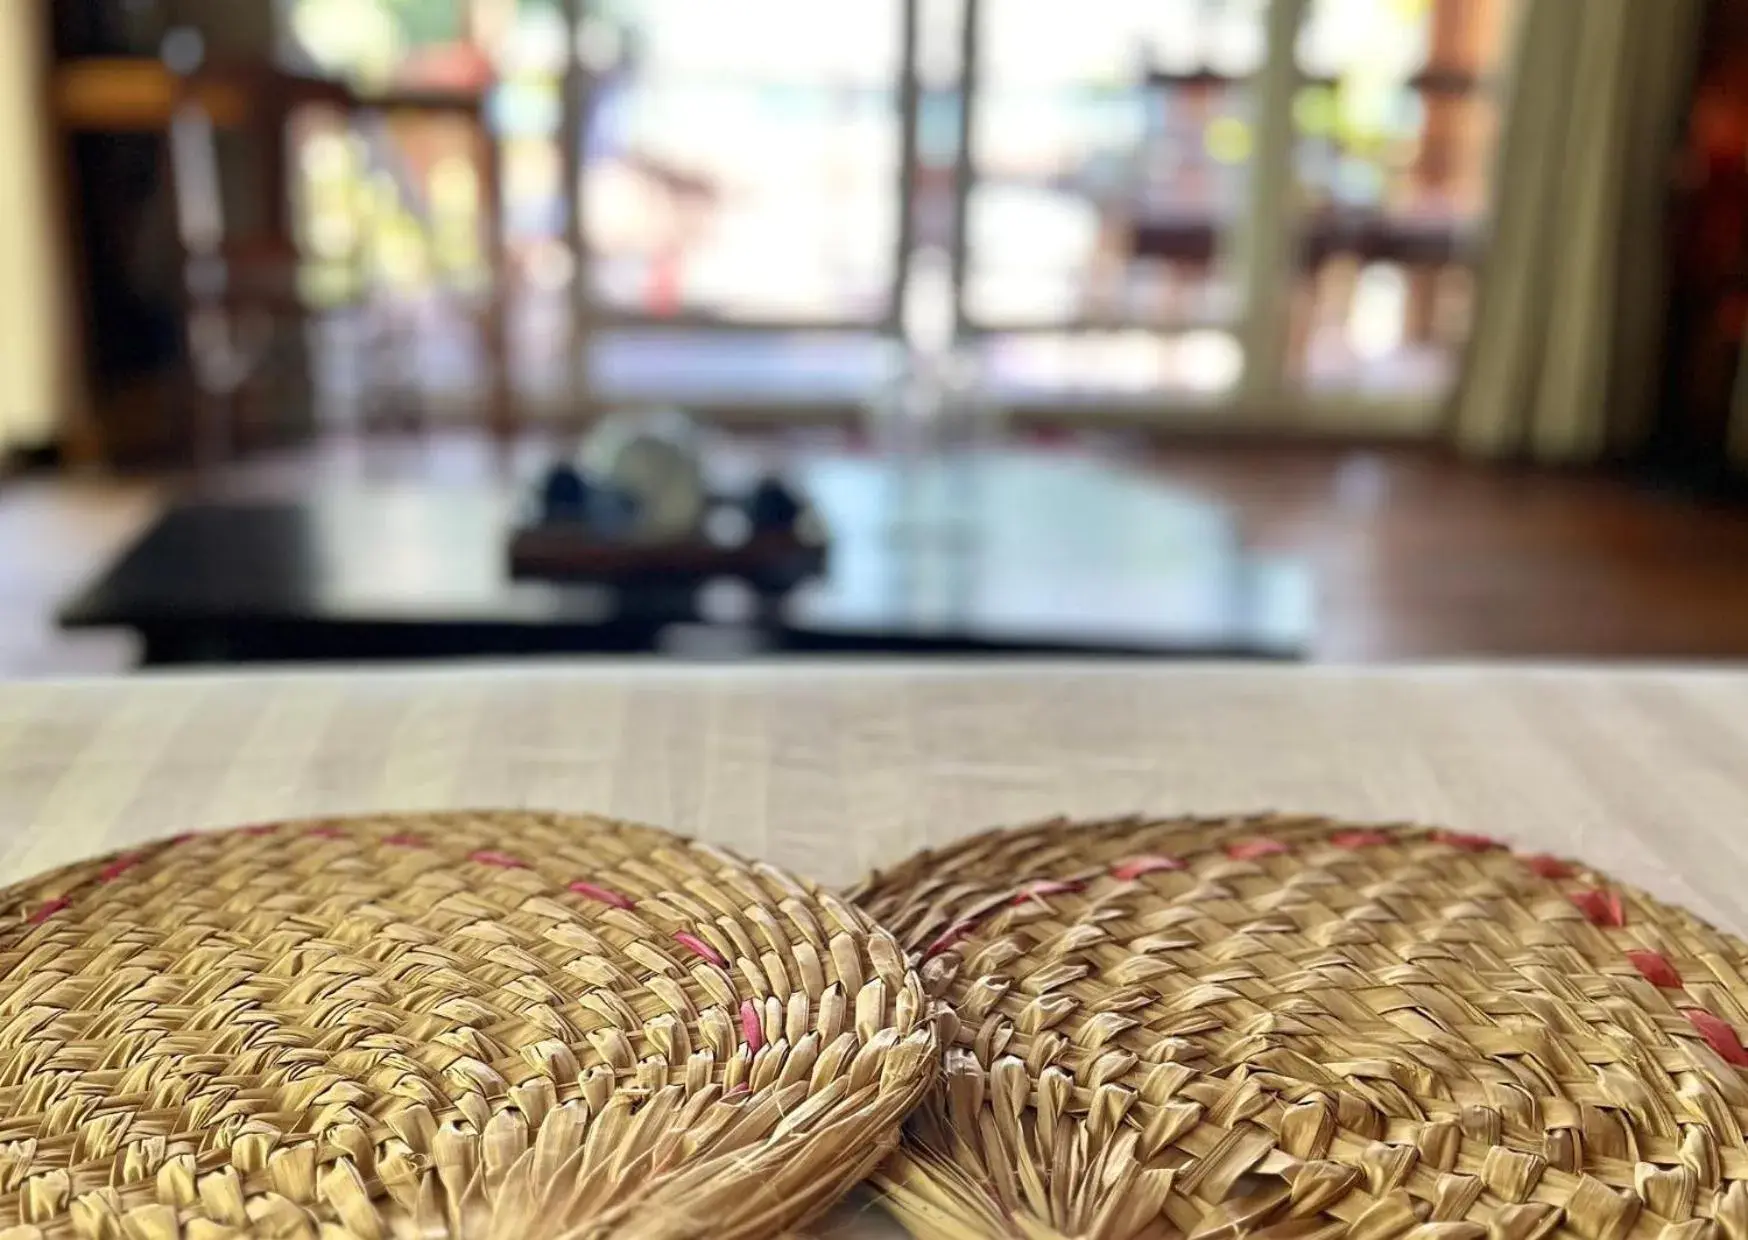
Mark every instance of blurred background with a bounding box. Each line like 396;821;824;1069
2;0;1746;672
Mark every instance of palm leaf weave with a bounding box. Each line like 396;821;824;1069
0;811;938;1239
851;814;1748;1240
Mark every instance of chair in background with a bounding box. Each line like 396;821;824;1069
167;54;515;466
54;45;512;470
163;57;355;469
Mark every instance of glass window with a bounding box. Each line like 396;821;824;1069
965;0;1264;389
580;0;905;324
1288;0;1518;397
273;0;1526;419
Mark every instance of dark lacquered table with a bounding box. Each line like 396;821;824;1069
60;451;1313;665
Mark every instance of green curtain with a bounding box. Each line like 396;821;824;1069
1446;0;1706;462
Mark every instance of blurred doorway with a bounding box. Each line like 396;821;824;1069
275;0;1521;432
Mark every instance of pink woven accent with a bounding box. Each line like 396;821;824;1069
1626;950;1682;989
1226;839;1288;861
1687;1009;1748;1067
242;824;279;837
1329;830;1391;850
1432;830;1501;853
1570;889;1626;927
569;880;635;910
98;855;142;884
29;899;68;925
924;921;974;959
469;850;526;869
675;931;727;969
1521;854;1574;880
306;827;348;840
1111;855;1186;880
740;1000;765;1054
383;833;427;848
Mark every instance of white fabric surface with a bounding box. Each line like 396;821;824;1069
5;661;1748;1235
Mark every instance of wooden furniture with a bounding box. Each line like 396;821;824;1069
0;661;1747;1240
57;451;1311;664
50;54;513;464
164;63;354;466
353;84;513;440
510;522;827;590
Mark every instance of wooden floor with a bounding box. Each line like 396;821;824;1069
1162;446;1748;661
7;436;1748;674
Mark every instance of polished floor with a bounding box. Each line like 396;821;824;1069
1177;446;1748;661
6;435;1748;674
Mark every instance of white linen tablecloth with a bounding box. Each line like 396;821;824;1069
4;661;1748;1234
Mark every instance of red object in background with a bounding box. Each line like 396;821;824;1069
1656;2;1748;475
397;43;496;94
648;251;684;318
1680;64;1748;277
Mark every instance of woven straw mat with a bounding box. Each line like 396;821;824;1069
849;813;1748;1240
0;810;939;1240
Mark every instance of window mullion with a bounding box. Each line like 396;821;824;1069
1233;0;1308;415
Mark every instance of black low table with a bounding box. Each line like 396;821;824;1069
60;451;1313;665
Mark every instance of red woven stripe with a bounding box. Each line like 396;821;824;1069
1227;839;1289;861
28;898;68;925
740;1000;765;1054
1329;830;1391;850
1432;830;1501;852
1626;949;1682;989
1687;1009;1748;1067
383;833;427;848
469;850;526;869
568;880;635;910
1011;879;1085;905
924;921;974;959
98;855;142;884
675;931;727;969
1111;855;1187;880
1570;889;1626;927
307;827;348;840
242;824;279;837
1521;854;1574;880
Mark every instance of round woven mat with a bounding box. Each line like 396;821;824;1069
0;810;937;1239
850;814;1748;1240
